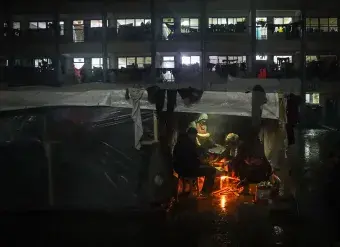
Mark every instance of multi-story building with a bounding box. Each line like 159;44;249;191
1;0;340;123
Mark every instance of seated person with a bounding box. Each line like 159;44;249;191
173;127;217;196
189;113;216;150
223;133;240;158
231;132;272;185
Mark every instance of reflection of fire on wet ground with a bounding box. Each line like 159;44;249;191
176;171;245;213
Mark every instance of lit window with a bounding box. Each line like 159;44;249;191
73;20;84;43
126;57;135;67
13;22;20;30
118;57;127;68
305;93;320;104
227;18;246;25
209;56;226;64
209;18;227;25
209;56;246;69
91;20;102;28
118;57;151;69
256;17;267;40
38;22;47;29
3;21;21;36
306;56;318;62
91;58;110;69
162;56;175;82
306;18;319;32
181;55;200;65
273;56;292;64
181;18;199;33
59;21;64;35
92;58;102;68
117;19;151;28
256;55;267;61
162;56;175;68
319;18;338;32
29;22;38;29
73;58;85;69
136;57;145;68
34;58;52;68
228;56;247;64
28;21;55;30
162;18;174;40
320;18;329;32
145;57;152;64
273;17;292;32
163;18;174;24
329;18;338;32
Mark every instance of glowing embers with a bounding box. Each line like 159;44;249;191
213;175;241;204
214;176;242;211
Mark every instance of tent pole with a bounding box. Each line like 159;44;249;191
153;111;158;142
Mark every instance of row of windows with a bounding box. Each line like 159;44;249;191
4;17;339;39
5;54;333;70
306;18;338;32
7;17;339;30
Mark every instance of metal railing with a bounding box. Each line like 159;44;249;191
4;21;331;44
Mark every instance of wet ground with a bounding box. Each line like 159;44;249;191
1;127;339;246
167;127;340;246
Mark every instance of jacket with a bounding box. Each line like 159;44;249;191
173;134;201;176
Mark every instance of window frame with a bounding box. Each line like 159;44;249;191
117;56;152;69
34;58;52;68
273;55;292;64
29;21;55;30
305;93;320;104
181;55;201;65
180;18;200;33
209;55;246;65
256;17;268;40
306;17;338;32
117;18;151;28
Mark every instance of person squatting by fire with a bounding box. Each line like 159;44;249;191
173;113;279;198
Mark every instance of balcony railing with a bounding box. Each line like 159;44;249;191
0;66;59;86
1;25;152;43
306;60;340;81
3;60;340;87
208;23;246;34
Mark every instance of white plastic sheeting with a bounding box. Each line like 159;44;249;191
0;86;280;119
129;88;144;150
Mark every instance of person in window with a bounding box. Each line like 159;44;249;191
173;127;216;196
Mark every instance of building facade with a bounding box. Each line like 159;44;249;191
1;0;340;123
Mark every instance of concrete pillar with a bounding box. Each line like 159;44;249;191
5;13;14;69
174;17;181;36
65;20;73;42
200;0;207;89
54;10;61;85
150;0;157;84
175;52;181;68
102;8;108;83
250;2;256;74
300;8;306;104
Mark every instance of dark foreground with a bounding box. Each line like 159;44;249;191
0;195;298;247
1;128;339;246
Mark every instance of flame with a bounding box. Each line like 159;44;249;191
220;195;227;209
